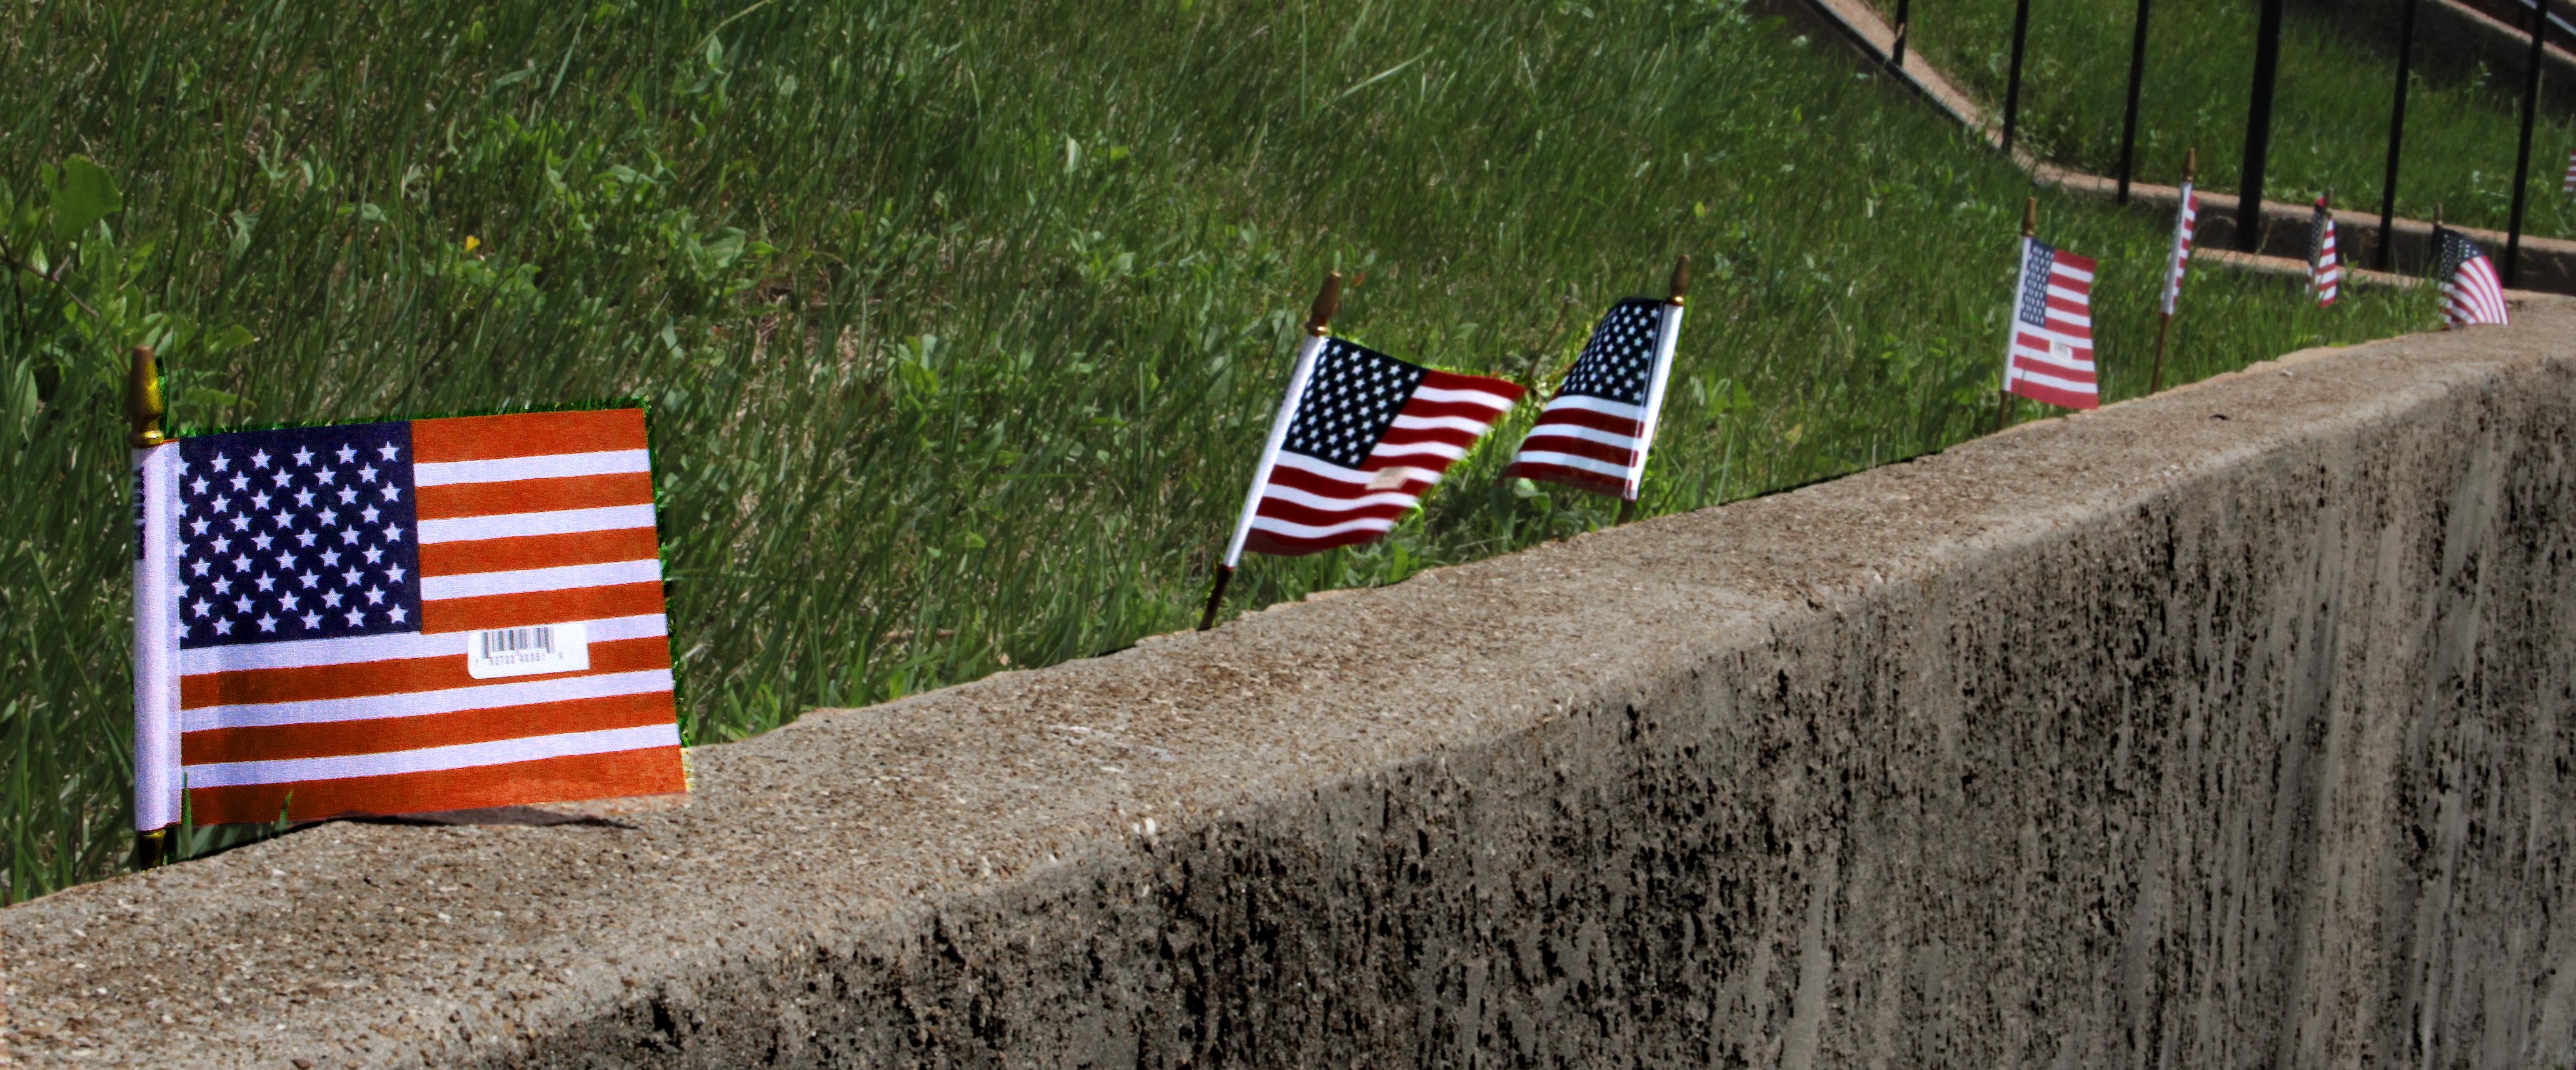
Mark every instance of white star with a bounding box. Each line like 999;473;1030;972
251;491;271;510
377;443;400;461
189;559;211;578
341;568;363;587
319;549;341;568
293;446;314;467
301;611;322;629
228;474;248;492
318;508;338;527
190;599;211;618
280;592;300;612
322;590;343;608
189;476;209;496
254;573;276;592
256;614;278;632
380;485;401;502
251;532;273;551
336;486;357;504
388;605;409;624
251;449;271;469
338;527;359;545
271;510;293;529
210;496;229;515
381;523;405;542
274;550;294;569
211;576;233;595
316;468;338;486
229;514;250;532
188;518;210;537
211;535;231;554
363;545;384;564
361;506;381;524
343;608;365;626
363;586;385;605
296;531;318;548
297;571;319;589
270;469;292;488
213;619;234;636
385;564;408;582
294;488;316;508
335;444;356;464
211;454;230;472
358;464;379;484
232;595;253;614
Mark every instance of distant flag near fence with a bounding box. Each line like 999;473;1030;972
2159;176;2199;317
1999;200;2101;413
1199;274;1525;629
2563;147;2574;194
129;366;685;843
1504;258;1689;502
2308;196;2340;307
2433;226;2510;328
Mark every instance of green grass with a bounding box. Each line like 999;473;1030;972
0;0;2433;900
1871;0;2576;241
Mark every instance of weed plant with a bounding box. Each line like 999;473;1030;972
0;0;2431;899
1868;0;2576;240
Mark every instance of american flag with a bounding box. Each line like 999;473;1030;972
134;408;684;828
2309;198;2340;307
2002;237;2101;411
1503;298;1684;500
1225;338;1523;559
2563;148;2573;194
2159;181;2198;316
2433;228;2510;328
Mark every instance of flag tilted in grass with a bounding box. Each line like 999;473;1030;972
2159;181;2199;316
2308;199;2340;307
2001;236;2101;411
2433;228;2510;328
1220;338;1523;559
1504;297;1685;500
132;408;685;828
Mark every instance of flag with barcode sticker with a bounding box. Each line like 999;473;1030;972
2309;198;2340;307
2001;236;2101;411
1503;296;1686;501
130;408;685;829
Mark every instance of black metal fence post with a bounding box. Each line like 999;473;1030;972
2236;0;2287;252
2002;0;2033;152
2505;0;2548;287
2375;0;2421;271
2116;0;2156;204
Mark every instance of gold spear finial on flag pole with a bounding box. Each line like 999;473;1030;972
1200;271;1344;632
127;346;165;449
1999;198;2038;432
1668;254;1691;306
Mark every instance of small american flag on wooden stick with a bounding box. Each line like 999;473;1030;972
2001;223;2101;412
2309;196;2340;307
1505;258;1689;502
2433;227;2510;328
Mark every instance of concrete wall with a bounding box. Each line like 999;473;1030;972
7;301;2576;1068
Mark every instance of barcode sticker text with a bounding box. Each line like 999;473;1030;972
465;621;591;679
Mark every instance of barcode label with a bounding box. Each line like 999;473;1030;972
465;621;590;679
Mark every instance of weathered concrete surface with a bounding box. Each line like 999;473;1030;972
10;298;2576;1068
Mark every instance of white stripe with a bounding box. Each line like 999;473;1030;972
418;504;656;544
1537;394;1649;420
180;723;678;788
134;444;184;831
1409;384;1516;409
2043;308;2094;331
420;558;662;601
1512;451;1638;479
2051;264;2096;284
1519;422;1643;451
186;668;675;732
1367;439;1468;461
1247;513;1399;541
1389;413;1500;434
413;449;650;488
1269;451;1376;486
2046;283;2092;305
182;614;666;676
2012;368;2100;395
1257;481;1425;513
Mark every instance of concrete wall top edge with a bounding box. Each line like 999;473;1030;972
6;297;2573;1068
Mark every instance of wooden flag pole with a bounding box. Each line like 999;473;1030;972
128;346;172;871
1998;198;2037;433
1200;272;1342;631
2152;150;2196;395
1618;255;1693;527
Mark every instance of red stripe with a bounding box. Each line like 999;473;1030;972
1374;425;1481;449
2051;251;2098;274
418;528;663;577
415;472;654;521
1503;461;1630;498
2011;354;2099;385
1516;434;1639;466
2045;296;2091;319
1243;527;1386;558
184;746;686;825
1417;369;1528;401
1252;495;1412;527
421;582;666;634
183;691;678;765
411;409;647;464
1394;398;1512;422
1264;464;1431;500
182;636;672;709
2008;379;2100;411
1530;408;1645;436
